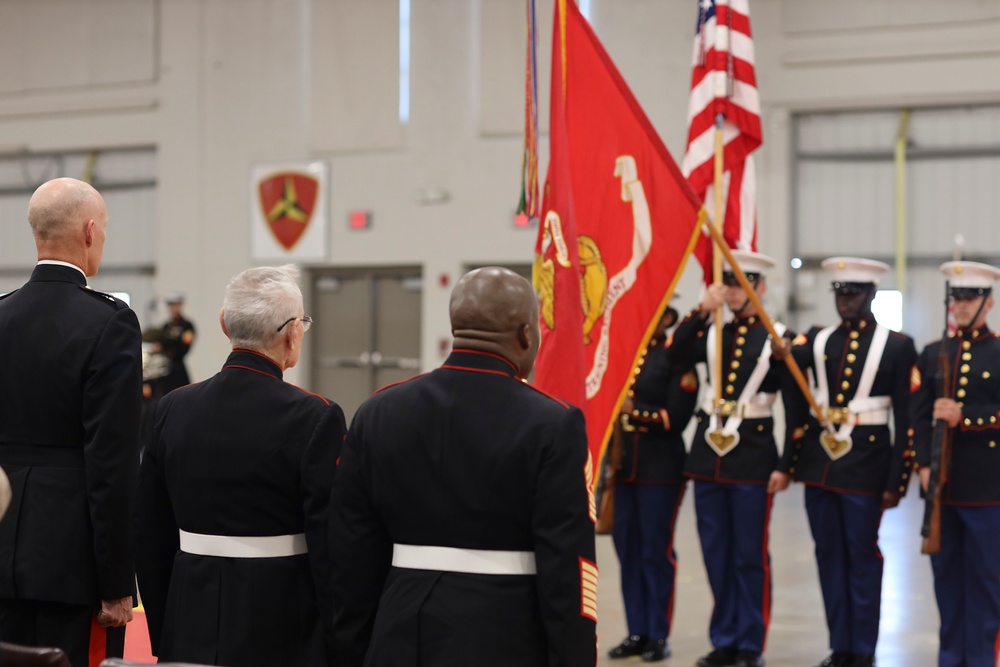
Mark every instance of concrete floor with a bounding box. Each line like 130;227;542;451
595;483;940;667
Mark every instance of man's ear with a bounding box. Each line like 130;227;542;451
84;219;95;247
517;322;532;351
219;308;229;338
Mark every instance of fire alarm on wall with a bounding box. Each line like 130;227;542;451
348;210;372;230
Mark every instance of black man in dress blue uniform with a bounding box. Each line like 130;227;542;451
784;257;917;667
911;260;1000;667
607;306;698;663
668;250;795;667
329;268;597;667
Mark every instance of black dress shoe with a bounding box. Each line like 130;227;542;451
816;652;853;667
850;655;875;667
697;647;739;667
735;651;764;667
608;635;648;659
641;639;671;662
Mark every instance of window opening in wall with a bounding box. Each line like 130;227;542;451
399;0;410;124
872;290;902;332
0;147;157;329
790;104;1000;347
109;292;132;307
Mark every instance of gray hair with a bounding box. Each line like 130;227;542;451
223;265;303;350
27;178;103;242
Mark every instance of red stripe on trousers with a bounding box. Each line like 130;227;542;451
88;613;107;667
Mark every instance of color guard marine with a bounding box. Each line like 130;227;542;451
667;250;795;667
607;305;698;663
911;260;1000;667
782;257;917;667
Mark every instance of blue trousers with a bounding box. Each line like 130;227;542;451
612;482;685;640
931;504;1000;667
804;486;884;655
694;481;773;653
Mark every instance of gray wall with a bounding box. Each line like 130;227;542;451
3;0;1000;385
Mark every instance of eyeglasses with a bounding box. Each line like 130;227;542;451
276;315;313;333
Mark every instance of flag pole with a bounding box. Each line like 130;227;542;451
712;114;725;418
703;220;832;433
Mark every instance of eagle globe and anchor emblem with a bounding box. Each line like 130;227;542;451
533;155;656;400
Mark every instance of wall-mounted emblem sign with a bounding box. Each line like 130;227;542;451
251;161;329;261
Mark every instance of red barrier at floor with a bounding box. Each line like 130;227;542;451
123;611;156;663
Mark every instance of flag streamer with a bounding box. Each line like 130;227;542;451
517;0;540;221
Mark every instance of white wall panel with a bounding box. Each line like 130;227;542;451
478;0;552;137
310;0;403;152
784;0;1000;34
0;0;156;94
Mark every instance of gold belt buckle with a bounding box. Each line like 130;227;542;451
620;413;636;432
826;407;850;425
718;400;738;417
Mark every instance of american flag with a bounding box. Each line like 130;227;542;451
682;0;762;254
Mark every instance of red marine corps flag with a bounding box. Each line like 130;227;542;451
532;0;706;486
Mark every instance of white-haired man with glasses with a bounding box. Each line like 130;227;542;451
135;264;345;667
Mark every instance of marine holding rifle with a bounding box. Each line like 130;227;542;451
783;257;917;667
667;250;796;667
910;260;1000;667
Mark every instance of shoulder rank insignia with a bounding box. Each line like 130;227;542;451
78;285;118;307
910;365;922;393
680;370;698;393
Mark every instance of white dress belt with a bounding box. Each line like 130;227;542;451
178;529;308;558
392;544;537;576
848;409;891;426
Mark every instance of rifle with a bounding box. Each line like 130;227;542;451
595;416;624;535
921;281;954;555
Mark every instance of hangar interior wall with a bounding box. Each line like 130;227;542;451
2;0;1000;386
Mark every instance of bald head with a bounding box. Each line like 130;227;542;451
29;178;103;241
450;267;540;375
28;178;108;276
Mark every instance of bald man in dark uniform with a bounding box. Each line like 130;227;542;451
0;178;141;666
330;266;597;667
